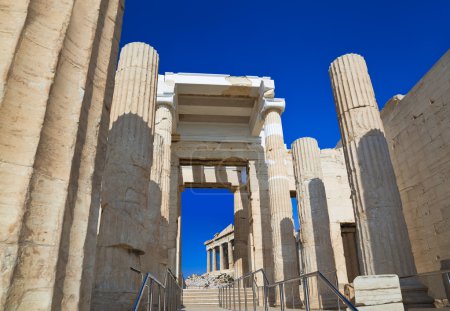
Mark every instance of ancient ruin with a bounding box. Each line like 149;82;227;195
0;2;449;311
205;225;235;274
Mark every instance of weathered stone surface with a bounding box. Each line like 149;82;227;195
0;0;123;309
320;147;355;288
92;42;158;310
354;275;403;306
329;53;416;277
381;50;450;300
291;137;336;308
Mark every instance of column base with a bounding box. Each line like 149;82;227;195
400;276;435;309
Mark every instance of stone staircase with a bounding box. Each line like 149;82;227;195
182;288;254;307
183;289;220;307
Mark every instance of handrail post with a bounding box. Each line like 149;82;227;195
238;278;241;311
244;277;248;311
149;279;154;311
233;283;236;311
279;283;285;311
251;275;256;311
303;277;310;311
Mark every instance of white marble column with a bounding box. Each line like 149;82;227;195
262;99;298;283
220;243;225;271
0;1;123;309
234;187;249;278
93;42;159;310
329;53;416;277
207;249;211;273
227;241;234;270
154;87;176;278
212;247;217;272
291;137;337;308
248;159;273;285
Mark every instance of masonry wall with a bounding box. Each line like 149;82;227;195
381;50;450;297
320;147;355;287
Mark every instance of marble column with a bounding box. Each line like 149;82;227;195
262;99;298;283
167;158;181;275
207;249;211;273
248;159;273;285
234;187;249;278
0;0;123;309
155;89;176;278
212;247;217;272
291;137;336;308
220;243;225;271
329;54;416;277
93;42;159;310
227;241;234;270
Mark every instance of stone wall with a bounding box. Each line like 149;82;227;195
320;147;355;287
381;50;450;297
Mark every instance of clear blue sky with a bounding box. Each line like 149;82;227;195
119;0;450;277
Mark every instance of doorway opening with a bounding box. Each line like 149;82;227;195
341;223;360;282
181;188;234;277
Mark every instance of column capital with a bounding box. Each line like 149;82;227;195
261;98;285;117
156;93;176;112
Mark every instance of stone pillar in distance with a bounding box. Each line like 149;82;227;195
93;42;159;310
227;241;234;270
219;243;225;271
212;247;217;272
329;53;416;277
291;137;337;308
207;249;211;273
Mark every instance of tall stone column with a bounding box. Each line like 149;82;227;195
92;42;159;310
0;0;124;309
234;187;249;277
262;99;298;283
154;88;176;278
219;243;225;271
167;158;181;275
212;247;217;272
227;241;234;270
291;137;337;308
248;159;273;285
207;249;211;273
329;53;416;277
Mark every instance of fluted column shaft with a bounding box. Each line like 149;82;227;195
234;188;249;277
93;42;159;310
219;243;225;271
292;138;337;307
263;105;297;283
329;53;416;277
0;1;123;309
154;99;175;278
207;249;211;273
227;241;234;270
292;138;336;273
212;247;217;271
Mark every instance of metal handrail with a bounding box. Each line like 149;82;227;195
219;269;358;311
131;267;182;311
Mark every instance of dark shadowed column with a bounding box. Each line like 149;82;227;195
292;137;337;308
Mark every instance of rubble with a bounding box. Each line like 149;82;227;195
184;272;234;289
